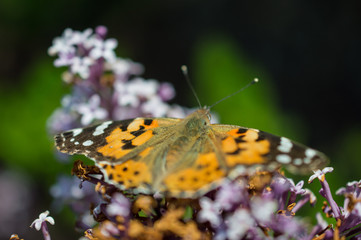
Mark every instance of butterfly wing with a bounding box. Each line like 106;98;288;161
159;123;327;198
55;116;328;198
211;124;329;175
55;118;181;194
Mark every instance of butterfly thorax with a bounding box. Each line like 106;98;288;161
163;109;213;170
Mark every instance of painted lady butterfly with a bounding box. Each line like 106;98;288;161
55;108;328;198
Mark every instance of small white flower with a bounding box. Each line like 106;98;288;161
288;178;306;195
308;167;334;183
215;180;244;210
105;58;144;79
127;78;159;98
107;193;130;217
30;210;55;231
198;197;222;227
70;56;94;79
48;33;75;56
158;82;175;101
250;197;277;224
76;95;108;125
142;96;169;117
106;58;131;76
69;28;93;45
53;51;75;67
226;209;254;240
100;221;121;237
354;202;361;217
115;78;160;108
166;105;188;118
89;38;118;63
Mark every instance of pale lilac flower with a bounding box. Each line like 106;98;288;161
226;209;254;240
215;180;245;211
106;58;132;77
142;96;169;117
158;82;175;101
354;203;361;216
250;197;277;224
95;25;108;39
270;175;292;210
112;106;143;120
30;210;55;231
125;78;159;99
286;178;307;207
89;38;117;63
48;29;76;56
106;193;130;217
70;56;94;79
335;180;361;236
336;180;361;196
309;167;340;219
288;179;306;195
166;104;189;118
106;58;144;83
115;78;159;108
268;214;307;238
198;197;222;227
75;94;108;125
99;221;121;238
308;167;334;183
292;188;317;213
69;28;92;45
54;51;75;67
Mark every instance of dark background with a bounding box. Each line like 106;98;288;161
1;0;360;239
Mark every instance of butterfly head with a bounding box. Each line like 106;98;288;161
182;109;211;136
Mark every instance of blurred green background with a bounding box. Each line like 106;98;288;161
1;0;360;239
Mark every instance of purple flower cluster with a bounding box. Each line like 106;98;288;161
47;26;189;135
197;175;311;239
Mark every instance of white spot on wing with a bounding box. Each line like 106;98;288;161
294;158;302;166
93;121;112;136
304;158;311;164
75;141;79;145
277;137;293;153
276;154;291;164
70;138;75;142
305;149;316;158
72;128;83;137
83;140;94;146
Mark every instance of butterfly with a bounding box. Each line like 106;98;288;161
55;108;328;198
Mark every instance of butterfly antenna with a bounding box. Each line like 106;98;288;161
209;78;259;109
181;65;202;108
